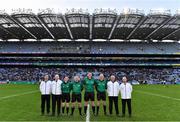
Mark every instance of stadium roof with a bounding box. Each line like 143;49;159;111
0;8;180;41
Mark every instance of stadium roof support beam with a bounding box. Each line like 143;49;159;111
89;15;93;40
145;17;173;40
8;15;37;39
63;16;73;40
126;17;147;40
35;16;55;39
108;16;120;40
162;27;180;40
0;25;19;39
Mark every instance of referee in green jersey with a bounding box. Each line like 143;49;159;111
95;73;107;116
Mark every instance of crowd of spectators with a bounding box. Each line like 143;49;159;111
0;67;179;84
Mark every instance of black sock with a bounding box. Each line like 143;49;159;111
103;105;106;114
96;106;99;115
71;107;75;115
62;107;65;114
78;107;82;115
84;106;87;114
92;106;95;114
66;107;69;114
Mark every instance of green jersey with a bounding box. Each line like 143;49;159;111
83;77;95;93
61;81;71;93
95;80;107;92
71;82;83;94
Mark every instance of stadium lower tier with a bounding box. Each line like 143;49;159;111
0;67;179;84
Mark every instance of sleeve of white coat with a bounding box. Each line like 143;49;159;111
107;82;110;95
50;82;53;93
118;83;120;93
49;81;52;94
130;84;133;92
39;82;42;93
119;84;122;92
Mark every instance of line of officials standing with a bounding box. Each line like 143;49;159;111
39;72;133;117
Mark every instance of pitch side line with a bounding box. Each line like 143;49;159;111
0;90;38;101
86;104;90;122
136;90;180;101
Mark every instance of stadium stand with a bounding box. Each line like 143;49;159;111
0;8;179;85
0;68;179;84
0;42;179;54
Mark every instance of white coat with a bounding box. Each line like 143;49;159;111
39;80;52;95
119;82;133;99
107;81;120;97
51;80;63;95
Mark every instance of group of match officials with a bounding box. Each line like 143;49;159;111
39;72;133;117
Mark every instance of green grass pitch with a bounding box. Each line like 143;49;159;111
1;84;180;121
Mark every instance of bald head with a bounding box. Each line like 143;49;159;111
99;73;104;81
110;75;116;82
122;76;127;83
74;76;80;82
54;74;59;81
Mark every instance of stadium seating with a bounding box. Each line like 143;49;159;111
0;68;179;84
0;42;179;54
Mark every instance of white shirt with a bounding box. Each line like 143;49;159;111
119;82;133;99
51;80;63;95
39;80;52;95
107;81;120;97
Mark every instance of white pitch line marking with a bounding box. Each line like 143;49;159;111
86;104;90;122
0;90;38;101
136;90;180;101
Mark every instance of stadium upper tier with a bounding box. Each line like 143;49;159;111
0;8;180;41
0;42;179;54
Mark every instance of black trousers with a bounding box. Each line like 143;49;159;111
52;94;62;115
41;95;50;114
108;96;119;115
122;99;132;115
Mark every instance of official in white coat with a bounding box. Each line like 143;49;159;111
119;76;133;117
51;74;63;116
39;74;51;115
107;75;120;116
